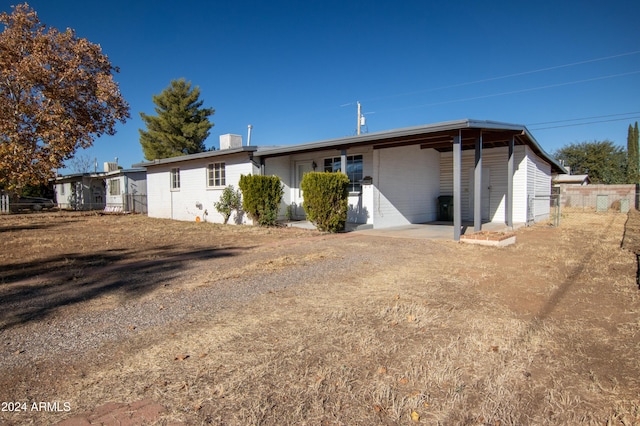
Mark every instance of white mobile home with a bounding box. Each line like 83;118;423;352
54;173;106;210
54;166;147;212
104;168;147;213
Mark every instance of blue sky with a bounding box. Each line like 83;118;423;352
5;0;640;169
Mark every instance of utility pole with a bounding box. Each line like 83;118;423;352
357;101;362;135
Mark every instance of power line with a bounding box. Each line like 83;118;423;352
359;50;640;104
529;116;640;130
528;112;640;126
383;70;640;112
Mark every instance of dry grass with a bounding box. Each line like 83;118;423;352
0;211;639;425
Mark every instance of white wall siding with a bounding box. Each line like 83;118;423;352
373;146;440;228
512;146;528;223
526;146;552;222
440;146;529;223
263;147;374;224
146;153;255;224
264;155;295;219
105;176;124;207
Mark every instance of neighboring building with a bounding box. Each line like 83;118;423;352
54;163;147;212
54;173;106;211
103;168;147;213
138;120;566;240
552;174;590;186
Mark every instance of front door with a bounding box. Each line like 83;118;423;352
294;162;314;218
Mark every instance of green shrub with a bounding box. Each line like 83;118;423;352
213;185;242;224
238;174;283;226
300;172;349;232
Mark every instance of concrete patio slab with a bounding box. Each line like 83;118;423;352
286;220;525;240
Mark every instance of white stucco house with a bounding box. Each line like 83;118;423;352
137;134;259;224
137;120;565;240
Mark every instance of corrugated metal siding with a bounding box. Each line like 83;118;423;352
373;146;440;228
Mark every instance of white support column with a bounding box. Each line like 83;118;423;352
474;131;483;232
340;149;347;174
506;135;514;228
453;131;462;241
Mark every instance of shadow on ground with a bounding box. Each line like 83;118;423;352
0;245;249;330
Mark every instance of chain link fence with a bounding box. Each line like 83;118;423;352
546;184;638;228
529;194;561;227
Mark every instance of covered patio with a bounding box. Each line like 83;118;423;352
258;119;565;240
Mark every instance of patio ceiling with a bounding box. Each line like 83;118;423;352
370;128;523;152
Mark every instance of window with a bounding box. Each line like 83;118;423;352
60;183;65;196
207;162;226;187
170;168;180;190
323;154;363;192
109;179;121;196
324;157;342;173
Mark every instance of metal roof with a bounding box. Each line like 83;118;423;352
254;119;566;173
129;120;565;173
132;146;258;168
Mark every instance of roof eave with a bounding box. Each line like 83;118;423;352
133;146;258;168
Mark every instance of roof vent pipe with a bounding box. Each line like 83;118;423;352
247;124;253;146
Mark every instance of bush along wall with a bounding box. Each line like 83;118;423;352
301;172;349;233
213;185;242;224
238;174;283;226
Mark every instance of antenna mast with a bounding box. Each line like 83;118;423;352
357;101;362;135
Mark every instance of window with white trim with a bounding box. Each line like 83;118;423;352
109;179;121;196
323;154;363;192
170;168;180;190
207;162;226;187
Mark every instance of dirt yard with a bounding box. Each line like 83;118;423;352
0;210;639;425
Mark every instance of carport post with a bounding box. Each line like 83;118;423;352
506;136;514;228
474;131;483;233
453;131;462;241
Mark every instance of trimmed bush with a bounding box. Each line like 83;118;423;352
301;172;349;232
238;174;283;226
213;185;242;224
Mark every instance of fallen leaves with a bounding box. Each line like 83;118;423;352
411;410;420;422
174;354;190;361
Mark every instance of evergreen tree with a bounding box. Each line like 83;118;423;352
139;78;214;160
554;140;627;184
635;122;639;176
627;123;639;183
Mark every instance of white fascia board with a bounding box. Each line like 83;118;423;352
133;146;258;168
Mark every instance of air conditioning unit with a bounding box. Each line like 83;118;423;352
219;134;242;150
104;162;118;172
